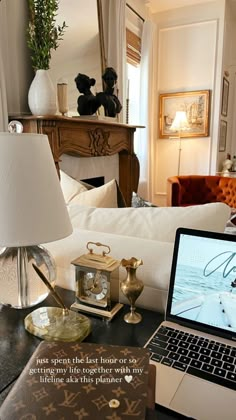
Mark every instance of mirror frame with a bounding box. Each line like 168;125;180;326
97;0;106;76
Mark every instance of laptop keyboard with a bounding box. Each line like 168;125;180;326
146;325;236;391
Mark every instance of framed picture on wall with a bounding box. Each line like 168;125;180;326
159;90;210;138
219;120;227;152
221;77;229;117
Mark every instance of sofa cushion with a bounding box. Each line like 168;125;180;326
67;202;231;243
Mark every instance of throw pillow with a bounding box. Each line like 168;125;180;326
60;170;87;204
69;179;118;208
79;179;127;207
132;192;157;208
227;209;236;226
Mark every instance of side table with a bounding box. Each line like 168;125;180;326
0;287;185;419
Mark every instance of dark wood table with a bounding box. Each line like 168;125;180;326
0;287;185;419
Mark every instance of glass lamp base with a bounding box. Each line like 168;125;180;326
0;246;56;309
24;307;92;342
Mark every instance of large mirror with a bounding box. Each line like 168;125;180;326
49;0;104;115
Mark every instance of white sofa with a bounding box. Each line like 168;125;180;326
45;195;231;313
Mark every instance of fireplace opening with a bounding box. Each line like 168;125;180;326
81;176;105;188
60;154;119;186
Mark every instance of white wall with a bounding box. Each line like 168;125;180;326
152;0;225;206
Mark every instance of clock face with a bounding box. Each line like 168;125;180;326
73;260;121;315
82;271;108;301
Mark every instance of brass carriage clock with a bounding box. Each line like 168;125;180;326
70;242;123;320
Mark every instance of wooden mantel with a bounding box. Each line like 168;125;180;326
9;115;141;206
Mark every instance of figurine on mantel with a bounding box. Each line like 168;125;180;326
222;153;233;174
74;73;100;116
96;67;122;117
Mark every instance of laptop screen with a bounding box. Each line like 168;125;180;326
166;228;236;340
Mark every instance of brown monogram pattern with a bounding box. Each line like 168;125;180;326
0;342;150;420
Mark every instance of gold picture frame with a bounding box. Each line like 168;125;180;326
159;90;210;138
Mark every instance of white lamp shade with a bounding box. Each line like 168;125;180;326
170;111;189;132
0;132;72;246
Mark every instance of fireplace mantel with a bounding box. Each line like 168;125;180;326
9;115;142;206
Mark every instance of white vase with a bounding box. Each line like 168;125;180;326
28;69;57;116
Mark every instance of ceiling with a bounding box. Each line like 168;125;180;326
146;0;216;14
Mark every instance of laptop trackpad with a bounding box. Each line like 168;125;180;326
170;374;236;420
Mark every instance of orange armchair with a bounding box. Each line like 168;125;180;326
167;175;236;208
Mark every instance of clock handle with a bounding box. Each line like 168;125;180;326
86;241;111;256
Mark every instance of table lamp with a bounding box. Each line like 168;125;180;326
170;111;189;175
0;132;72;309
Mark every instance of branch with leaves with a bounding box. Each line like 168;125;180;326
27;0;67;71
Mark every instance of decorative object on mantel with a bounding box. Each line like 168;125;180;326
0;132;72;309
120;257;144;324
57;77;69;115
28;69;58;115
126;79;130;124
96;67;123;118
74;73;100;116
26;0;67;115
8;120;23;133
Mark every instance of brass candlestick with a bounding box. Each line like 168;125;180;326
120;257;144;324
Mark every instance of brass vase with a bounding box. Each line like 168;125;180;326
120;257;144;324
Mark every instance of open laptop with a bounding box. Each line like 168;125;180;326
145;227;236;420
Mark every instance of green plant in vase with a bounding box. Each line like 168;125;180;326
27;0;67;71
26;0;67;115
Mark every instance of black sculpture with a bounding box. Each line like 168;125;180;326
74;73;100;115
96;67;122;117
75;68;122;118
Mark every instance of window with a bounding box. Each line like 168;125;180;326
127;62;141;127
126;28;141;66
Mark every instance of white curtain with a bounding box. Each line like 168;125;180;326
101;0;126;122
0;0;8;131
137;20;157;201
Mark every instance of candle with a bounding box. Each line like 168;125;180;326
127;79;130;100
57;78;68;116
